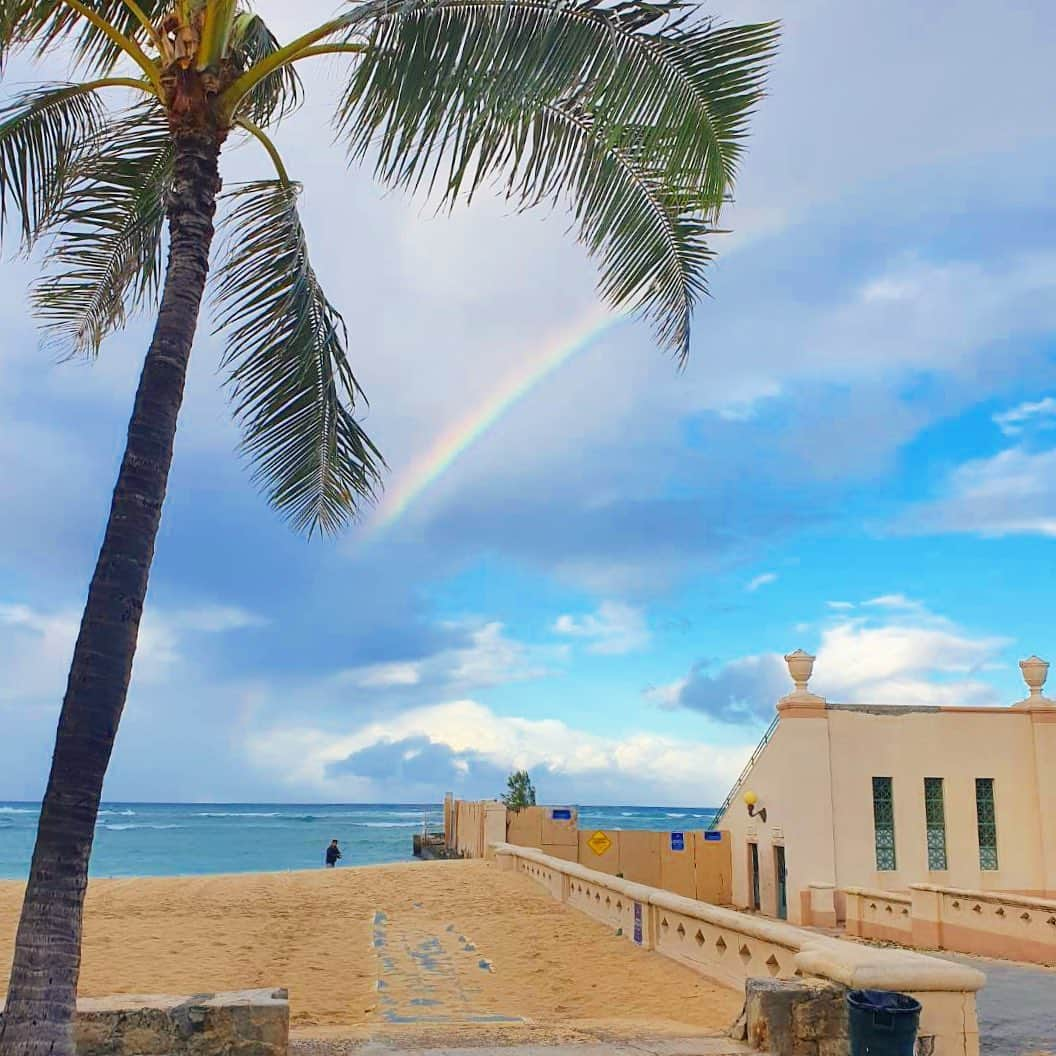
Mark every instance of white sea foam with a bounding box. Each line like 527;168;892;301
362;821;419;828
195;812;281;817
103;824;183;831
665;813;687;818
0;807;33;814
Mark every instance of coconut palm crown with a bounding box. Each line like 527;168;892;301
0;1;776;1052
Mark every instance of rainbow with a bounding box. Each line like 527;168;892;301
363;304;627;541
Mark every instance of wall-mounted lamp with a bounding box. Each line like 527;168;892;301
744;790;767;824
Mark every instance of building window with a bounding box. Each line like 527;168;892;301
976;778;999;871
924;777;948;870
872;776;896;871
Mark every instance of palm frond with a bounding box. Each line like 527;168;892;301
31;101;172;356
457;95;714;360
3;0;167;75
338;0;778;203
229;10;304;126
525;102;715;360
212;181;384;535
0;82;107;247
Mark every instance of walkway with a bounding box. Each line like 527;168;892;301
939;954;1055;1056
292;1037;759;1055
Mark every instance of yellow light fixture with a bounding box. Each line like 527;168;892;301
743;790;766;823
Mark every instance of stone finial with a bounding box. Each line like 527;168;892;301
778;649;826;712
1020;655;1049;698
784;649;816;694
1012;655;1055;709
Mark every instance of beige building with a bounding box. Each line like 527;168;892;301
716;651;1056;926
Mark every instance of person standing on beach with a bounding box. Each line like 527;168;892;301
325;840;342;868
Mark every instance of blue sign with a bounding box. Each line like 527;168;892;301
704;831;723;842
633;902;643;945
670;831;685;851
551;808;572;820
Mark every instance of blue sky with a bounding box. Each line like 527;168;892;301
3;0;1056;806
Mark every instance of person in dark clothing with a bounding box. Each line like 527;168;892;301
325;839;342;867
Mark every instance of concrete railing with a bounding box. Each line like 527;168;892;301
497;843;984;1056
846;883;1056;967
844;886;914;944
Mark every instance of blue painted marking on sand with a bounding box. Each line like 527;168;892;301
410;936;443;972
372;909;521;1024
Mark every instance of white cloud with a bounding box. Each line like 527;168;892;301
0;599;267;707
993;397;1056;437
746;572;778;592
552;601;649;655
656;598;1010;718
827;601;855;610
339;620;553;692
246;698;753;805
901;446;1056;538
352;662;422;688
814;616;1006;699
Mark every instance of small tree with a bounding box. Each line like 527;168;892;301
501;770;537;810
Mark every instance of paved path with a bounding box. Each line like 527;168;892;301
293;1038;756;1055
940;954;1055;1056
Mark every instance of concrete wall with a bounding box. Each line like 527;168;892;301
0;989;288;1056
498;843;985;1056
719;699;1056;926
448;796;732;904
846;883;1056;967
720;712;835;925
827;707;1048;895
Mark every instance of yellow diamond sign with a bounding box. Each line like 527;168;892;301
587;830;613;856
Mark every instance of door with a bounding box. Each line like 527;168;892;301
774;845;787;920
749;843;760;910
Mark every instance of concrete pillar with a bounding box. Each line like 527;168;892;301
483;801;507;857
843;889;862;937
910;884;944;949
807;882;837;928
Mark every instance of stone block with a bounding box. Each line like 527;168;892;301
745;977;847;1056
47;989;288;1056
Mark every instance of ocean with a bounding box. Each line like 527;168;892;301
0;802;717;879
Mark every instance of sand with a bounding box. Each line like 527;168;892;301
0;860;740;1044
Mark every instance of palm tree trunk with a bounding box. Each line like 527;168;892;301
0;129;222;1056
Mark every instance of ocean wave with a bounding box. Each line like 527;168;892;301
195;812;282;818
99;809;136;816
620;812;635;817
102;824;184;831
665;813;687;818
0;807;33;814
362;821;419;828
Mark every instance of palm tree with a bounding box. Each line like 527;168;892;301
0;0;776;1051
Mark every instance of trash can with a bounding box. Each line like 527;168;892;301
847;989;922;1056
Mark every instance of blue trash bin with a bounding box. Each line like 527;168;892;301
847;989;922;1056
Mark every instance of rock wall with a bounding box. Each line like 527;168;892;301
3;988;290;1056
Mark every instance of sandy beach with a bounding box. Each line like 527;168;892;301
0;859;740;1044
